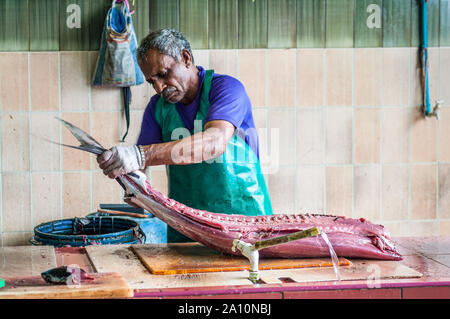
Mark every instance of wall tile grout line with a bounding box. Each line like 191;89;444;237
323;48;327;214
0;54;3;245
28;52;33;241
88;51;94;215
0;160;448;174
264;49;270;186
294;48;298;214
378;49;384;223
0;163;2;245
351;48;355;219
8;103;444;114
436;47;441;234
6;160;450;173
58;51;63;221
407;47;413;228
0;54;3;244
380;47;386;224
2;108;129;114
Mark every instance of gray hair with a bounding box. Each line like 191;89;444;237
137;29;194;65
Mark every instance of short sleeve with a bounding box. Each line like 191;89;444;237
205;75;251;129
136;95;163;145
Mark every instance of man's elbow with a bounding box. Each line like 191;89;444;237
202;124;234;162
203;141;228;161
215;142;228;158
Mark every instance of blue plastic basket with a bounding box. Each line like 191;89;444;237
31;216;146;247
93;203;167;244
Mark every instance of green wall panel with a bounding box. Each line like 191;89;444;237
149;0;179;32
326;0;355;48
209;0;237;49
268;0;296;48
89;0;110;51
383;0;412;47
427;0;440;46
355;0;382;48
440;0;450;46
412;0;421;47
59;0;90;51
30;0;59;51
130;0;149;45
2;0;450;52
412;0;440;47
179;0;208;49
0;0;29;51
297;0;325;48
238;0;268;48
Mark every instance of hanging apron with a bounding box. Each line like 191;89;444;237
153;70;273;242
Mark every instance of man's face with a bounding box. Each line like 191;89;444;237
139;49;193;104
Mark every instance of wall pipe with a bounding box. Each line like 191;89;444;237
422;0;431;116
421;0;442;119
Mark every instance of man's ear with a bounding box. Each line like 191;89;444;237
180;49;193;68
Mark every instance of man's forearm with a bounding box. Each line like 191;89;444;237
141;130;228;166
96;120;234;179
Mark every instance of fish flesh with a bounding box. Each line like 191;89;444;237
55;118;402;261
121;172;402;260
41;266;94;285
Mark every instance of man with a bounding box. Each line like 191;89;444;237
97;29;273;242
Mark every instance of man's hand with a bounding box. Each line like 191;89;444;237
97;145;144;179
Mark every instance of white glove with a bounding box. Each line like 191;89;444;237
97;145;145;178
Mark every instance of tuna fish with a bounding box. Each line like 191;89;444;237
54;118;402;261
121;172;402;260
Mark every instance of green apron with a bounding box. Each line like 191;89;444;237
154;70;273;242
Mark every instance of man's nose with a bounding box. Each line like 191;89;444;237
153;80;166;95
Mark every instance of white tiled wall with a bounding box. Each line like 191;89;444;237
1;47;450;246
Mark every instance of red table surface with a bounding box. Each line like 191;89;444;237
54;236;450;299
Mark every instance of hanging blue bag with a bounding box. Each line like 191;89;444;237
93;0;144;141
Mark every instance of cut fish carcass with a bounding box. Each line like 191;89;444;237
120;172;402;261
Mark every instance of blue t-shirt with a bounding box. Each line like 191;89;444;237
137;66;260;158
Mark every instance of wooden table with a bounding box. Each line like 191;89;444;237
1;236;449;299
133;236;450;299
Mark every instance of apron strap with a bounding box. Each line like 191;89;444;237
121;87;132;142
